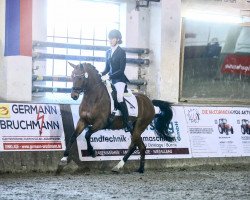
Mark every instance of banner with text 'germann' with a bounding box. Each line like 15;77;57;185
0;103;65;151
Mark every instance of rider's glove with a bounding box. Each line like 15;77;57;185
101;74;110;82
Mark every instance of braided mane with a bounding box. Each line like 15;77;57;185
84;63;99;75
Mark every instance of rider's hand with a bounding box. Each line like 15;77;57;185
101;74;110;81
98;71;103;76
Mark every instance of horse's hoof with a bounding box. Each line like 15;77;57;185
111;160;124;173
55;164;64;175
59;157;68;166
91;152;96;158
135;168;144;173
88;150;96;158
111;166;120;173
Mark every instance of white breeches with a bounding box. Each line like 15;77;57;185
114;82;126;103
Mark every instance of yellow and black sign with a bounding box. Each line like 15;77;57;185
0;104;11;118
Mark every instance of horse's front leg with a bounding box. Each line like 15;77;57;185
85;118;107;158
60;119;86;165
85;129;96;157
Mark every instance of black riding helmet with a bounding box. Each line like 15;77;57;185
108;29;122;44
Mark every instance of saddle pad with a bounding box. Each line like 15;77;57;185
107;88;138;117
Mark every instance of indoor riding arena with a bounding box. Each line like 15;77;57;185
0;0;250;199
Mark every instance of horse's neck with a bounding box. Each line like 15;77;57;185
82;83;110;105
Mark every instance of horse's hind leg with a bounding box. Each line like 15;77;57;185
112;129;146;173
112;141;136;172
134;134;146;173
133;119;152;173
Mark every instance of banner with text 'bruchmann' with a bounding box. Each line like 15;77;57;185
71;105;191;161
0;103;65;151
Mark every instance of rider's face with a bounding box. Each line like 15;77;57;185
109;37;118;47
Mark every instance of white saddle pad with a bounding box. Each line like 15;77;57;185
123;94;138;117
107;88;138;117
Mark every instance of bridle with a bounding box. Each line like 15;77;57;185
71;73;86;94
71;72;103;94
72;86;83;94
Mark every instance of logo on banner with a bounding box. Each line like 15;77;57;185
187;109;200;123
215;118;234;135
0;104;11;118
37;106;45;135
145;121;181;141
169;121;181;141
239;119;250;135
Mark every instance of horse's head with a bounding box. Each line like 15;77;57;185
69;62;101;100
69;62;90;100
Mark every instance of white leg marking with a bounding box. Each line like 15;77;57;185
116;160;125;169
112;160;125;172
60;157;68;165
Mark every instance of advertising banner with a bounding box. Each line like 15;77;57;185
71;105;191;161
184;106;250;157
221;54;250;76
0;103;65;151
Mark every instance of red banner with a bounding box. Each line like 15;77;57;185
221;54;250;76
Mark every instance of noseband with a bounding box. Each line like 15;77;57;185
71;72;102;94
72;87;83;94
71;72;88;94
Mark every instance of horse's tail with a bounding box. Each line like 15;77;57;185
152;100;175;142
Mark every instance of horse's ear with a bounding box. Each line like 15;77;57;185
68;62;76;69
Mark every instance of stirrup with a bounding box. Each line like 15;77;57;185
124;121;133;132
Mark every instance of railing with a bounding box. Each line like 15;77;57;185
32;41;149;93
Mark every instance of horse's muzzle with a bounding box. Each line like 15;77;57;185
71;87;82;100
71;92;79;100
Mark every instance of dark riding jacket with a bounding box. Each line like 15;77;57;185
102;46;129;84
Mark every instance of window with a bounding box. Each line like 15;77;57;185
46;0;121;89
180;16;250;103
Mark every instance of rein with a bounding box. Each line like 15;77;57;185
71;66;104;94
72;80;103;94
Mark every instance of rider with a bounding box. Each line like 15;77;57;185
101;29;133;132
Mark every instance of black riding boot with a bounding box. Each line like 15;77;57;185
118;101;133;132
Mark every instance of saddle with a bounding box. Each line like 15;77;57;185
104;79;138;118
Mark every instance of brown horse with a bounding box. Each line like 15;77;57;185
60;62;174;173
